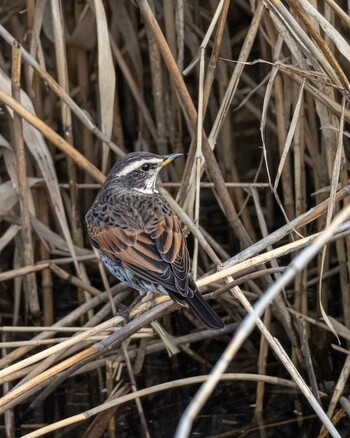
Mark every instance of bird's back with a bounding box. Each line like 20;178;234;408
86;187;173;232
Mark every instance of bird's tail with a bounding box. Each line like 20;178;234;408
184;290;224;330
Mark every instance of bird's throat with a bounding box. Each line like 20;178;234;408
134;177;159;194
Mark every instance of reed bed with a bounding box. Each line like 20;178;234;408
0;1;349;437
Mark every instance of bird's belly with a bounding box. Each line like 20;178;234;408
99;251;168;297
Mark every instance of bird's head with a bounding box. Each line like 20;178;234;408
105;152;183;194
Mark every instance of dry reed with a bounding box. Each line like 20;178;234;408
0;1;349;437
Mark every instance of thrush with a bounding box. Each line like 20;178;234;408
85;152;224;330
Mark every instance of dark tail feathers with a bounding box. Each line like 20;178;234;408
184;291;224;330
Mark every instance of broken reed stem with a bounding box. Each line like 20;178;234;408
11;41;40;316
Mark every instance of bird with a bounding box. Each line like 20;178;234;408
85;151;224;330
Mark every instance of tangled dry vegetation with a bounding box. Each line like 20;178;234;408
0;0;350;437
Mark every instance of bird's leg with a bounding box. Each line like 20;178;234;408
116;294;143;323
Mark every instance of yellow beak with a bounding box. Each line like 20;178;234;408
161;153;184;167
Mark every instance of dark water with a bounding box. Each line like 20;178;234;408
110;349;350;438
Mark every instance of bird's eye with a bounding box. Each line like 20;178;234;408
141;163;151;171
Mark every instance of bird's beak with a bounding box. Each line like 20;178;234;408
161;153;184;167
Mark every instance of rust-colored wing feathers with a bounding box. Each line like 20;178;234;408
89;226;164;273
151;215;182;263
88;214;189;295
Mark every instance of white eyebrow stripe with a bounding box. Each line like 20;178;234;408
115;158;162;177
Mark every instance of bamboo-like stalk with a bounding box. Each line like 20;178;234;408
11;41;40;316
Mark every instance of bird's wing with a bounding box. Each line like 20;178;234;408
150;215;190;296
87;214;191;297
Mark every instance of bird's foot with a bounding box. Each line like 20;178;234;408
116;295;143;323
116;304;130;324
